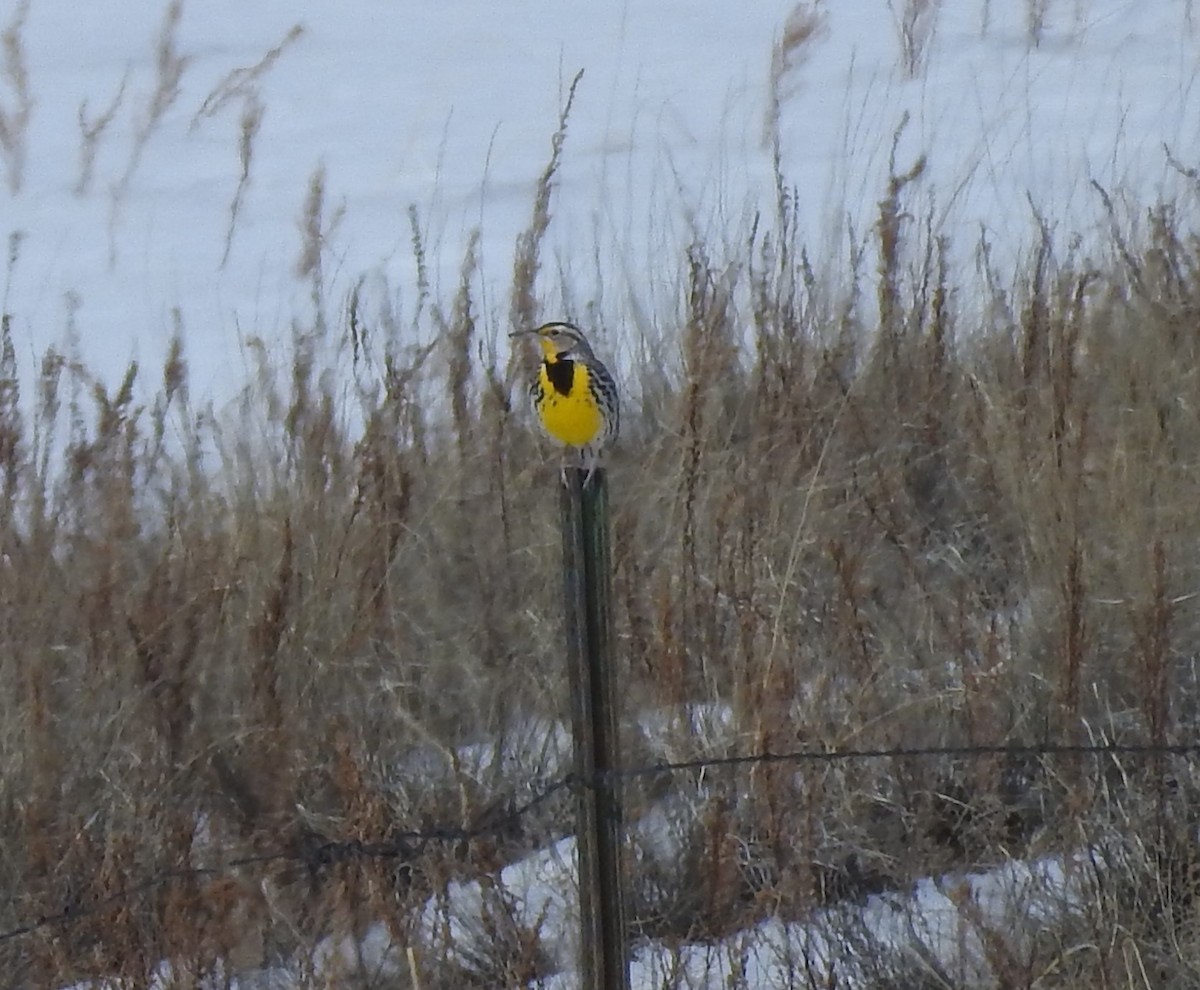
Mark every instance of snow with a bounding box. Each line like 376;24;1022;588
399;707;1104;990
6;1;1198;414
410;833;1100;990
57;843;1099;989
54;700;1128;988
26;0;1198;985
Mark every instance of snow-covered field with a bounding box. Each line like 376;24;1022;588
5;1;1198;409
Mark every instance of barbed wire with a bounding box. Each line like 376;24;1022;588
1;737;1195;946
605;737;1200;781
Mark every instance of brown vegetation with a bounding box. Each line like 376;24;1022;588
4;18;1200;983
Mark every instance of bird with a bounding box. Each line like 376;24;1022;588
509;321;619;485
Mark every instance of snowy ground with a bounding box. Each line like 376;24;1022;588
63;706;1111;988
5;0;1198;412
405;709;1102;990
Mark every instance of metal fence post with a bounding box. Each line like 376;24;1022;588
560;466;629;990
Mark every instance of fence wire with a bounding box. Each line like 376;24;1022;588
3;737;1198;946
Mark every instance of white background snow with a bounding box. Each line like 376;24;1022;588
21;0;1198;986
6;1;1198;410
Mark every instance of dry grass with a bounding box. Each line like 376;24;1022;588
4;64;1200;990
0;0;32;195
107;0;191;262
888;0;940;78
75;70;129;197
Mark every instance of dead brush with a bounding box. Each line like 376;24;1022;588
7;105;1200;990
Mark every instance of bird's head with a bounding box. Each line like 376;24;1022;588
510;322;595;362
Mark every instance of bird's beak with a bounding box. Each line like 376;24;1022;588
509;329;534;338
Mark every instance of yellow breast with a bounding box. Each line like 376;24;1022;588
535;362;604;447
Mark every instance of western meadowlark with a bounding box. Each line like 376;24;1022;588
510;321;619;483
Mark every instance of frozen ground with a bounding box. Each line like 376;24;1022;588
3;0;1198;411
61;706;1111;988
